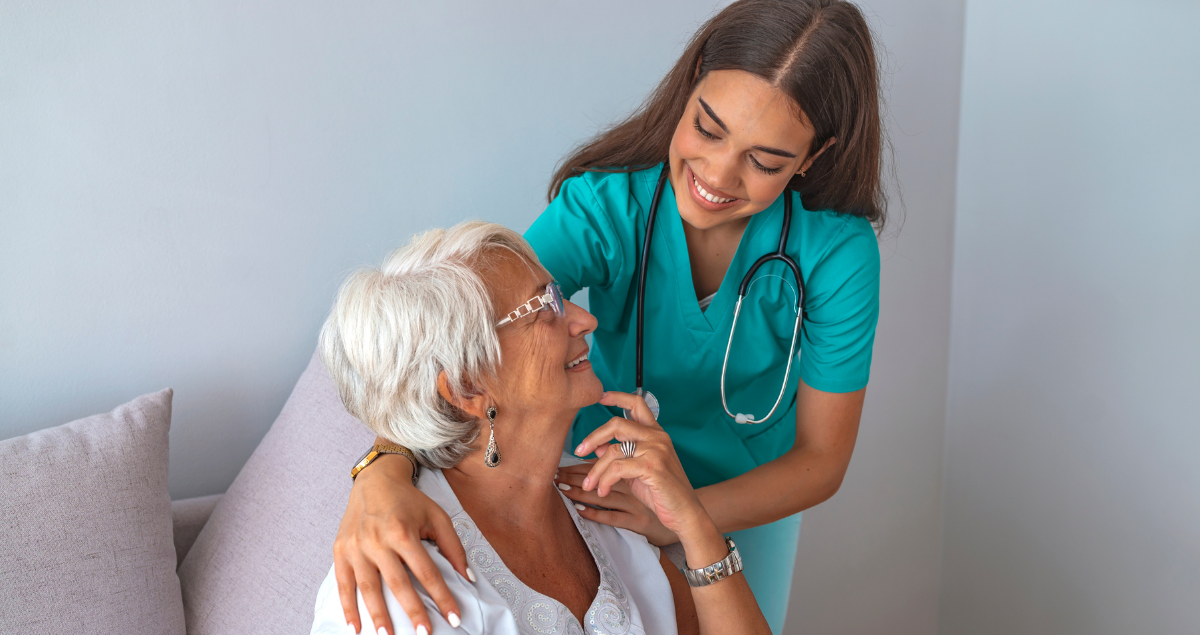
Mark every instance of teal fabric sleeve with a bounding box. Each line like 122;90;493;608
523;173;633;300
797;213;881;393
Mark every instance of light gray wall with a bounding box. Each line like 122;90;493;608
940;1;1200;633
2;1;963;632
1;0;713;499
785;1;963;634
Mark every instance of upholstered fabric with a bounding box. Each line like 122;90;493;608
178;350;374;635
172;494;223;569
0;389;185;635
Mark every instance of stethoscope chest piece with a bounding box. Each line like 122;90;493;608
623;388;660;422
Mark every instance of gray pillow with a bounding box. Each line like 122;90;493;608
178;351;374;635
0;389;185;635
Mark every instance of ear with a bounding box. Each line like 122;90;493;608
798;137;838;175
437;370;490;421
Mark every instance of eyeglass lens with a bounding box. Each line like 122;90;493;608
547;283;565;317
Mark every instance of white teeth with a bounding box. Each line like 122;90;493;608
566;352;589;369
693;174;735;204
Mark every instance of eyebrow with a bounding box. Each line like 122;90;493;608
697;96;799;159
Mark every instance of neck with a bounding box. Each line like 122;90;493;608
443;409;571;528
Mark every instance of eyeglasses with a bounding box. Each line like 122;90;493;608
496;282;565;328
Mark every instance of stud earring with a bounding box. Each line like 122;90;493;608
484;407;501;467
798;168;807;177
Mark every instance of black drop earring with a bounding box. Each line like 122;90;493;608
484;407;501;467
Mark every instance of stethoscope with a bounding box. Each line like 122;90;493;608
630;163;804;426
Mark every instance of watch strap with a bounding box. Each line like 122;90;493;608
351;443;419;485
681;537;743;587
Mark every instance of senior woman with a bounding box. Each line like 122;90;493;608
311;221;770;635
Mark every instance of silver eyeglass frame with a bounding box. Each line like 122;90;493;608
496;282;565;328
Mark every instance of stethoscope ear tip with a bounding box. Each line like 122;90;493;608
735;413;755;424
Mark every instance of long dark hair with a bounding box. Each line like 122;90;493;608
548;0;889;228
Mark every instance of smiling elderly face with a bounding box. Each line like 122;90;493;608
483;249;603;423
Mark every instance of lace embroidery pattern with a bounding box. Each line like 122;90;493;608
452;494;640;635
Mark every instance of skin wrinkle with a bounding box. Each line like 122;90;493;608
438;249;605;623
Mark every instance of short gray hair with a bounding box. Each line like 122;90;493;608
319;220;547;469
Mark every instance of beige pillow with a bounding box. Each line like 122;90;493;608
178;351;374;635
0;389;185;635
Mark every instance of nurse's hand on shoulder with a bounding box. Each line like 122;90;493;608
560;391;707;544
335;453;469;635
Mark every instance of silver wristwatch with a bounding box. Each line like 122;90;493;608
681;537;744;587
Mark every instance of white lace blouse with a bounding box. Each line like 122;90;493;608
310;455;679;635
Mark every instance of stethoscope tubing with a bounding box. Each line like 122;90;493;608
635;164;671;391
637;163;805;425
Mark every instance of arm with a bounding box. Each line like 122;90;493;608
335;438;471;635
577;392;772;635
698;380;864;533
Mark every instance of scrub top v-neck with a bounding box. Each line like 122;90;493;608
524;163;880;633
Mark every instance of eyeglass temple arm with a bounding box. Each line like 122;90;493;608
495;293;552;327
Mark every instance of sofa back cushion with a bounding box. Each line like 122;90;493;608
0;389;185;635
178;351;374;635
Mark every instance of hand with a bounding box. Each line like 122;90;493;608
334;454;471;635
554;463;679;546
570;391;710;539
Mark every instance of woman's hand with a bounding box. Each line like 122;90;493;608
335;453;471;635
555;463;679;546
567;391;711;541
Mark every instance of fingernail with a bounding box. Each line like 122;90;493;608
554;469;559;479
346;624;358;635
575;503;586;511
574;444;584;456
582;476;591;489
378;627;389;635
448;612;461;628
557;482;570;491
601;391;608;398
466;567;477;583
415;626;428;635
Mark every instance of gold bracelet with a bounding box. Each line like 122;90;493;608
351;444;420;485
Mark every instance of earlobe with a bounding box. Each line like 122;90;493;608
436;370;490;421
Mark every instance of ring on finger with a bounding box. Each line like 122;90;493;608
619;440;636;458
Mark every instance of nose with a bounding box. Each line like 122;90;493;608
704;148;741;192
564;299;597;339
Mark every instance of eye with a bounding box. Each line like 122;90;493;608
750;155;784;176
693;115;718;140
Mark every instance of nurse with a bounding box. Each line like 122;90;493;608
332;1;885;634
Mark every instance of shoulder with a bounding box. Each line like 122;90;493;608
550;165;660;226
575;518;678;633
527;166;659;294
791;197;879;286
791;194;878;264
561;164;660;198
414;467;464;516
311;552;493;635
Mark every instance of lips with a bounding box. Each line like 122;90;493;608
684;164;740;211
565;350;589;369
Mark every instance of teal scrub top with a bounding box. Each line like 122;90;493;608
524;164;880;488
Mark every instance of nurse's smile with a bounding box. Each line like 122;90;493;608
686;163;741;212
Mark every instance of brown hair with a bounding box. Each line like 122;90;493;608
548;0;889;228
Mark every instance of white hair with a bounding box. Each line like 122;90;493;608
319;220;547;469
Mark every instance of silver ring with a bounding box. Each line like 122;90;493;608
619;440;636;458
